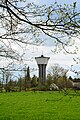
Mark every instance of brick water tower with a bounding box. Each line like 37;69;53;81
35;55;50;85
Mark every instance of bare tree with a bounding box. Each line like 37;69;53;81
48;64;68;80
47;64;72;89
0;1;80;52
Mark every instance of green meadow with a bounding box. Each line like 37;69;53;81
0;91;80;120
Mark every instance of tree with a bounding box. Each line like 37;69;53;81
5;71;11;92
48;64;68;81
17;77;22;92
8;80;17;92
31;75;38;87
57;76;72;89
46;74;53;86
24;66;31;91
0;0;80;56
47;64;72;89
0;0;80;79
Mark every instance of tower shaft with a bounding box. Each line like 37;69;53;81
38;64;47;85
35;55;50;86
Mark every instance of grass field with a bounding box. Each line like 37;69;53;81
0;91;80;120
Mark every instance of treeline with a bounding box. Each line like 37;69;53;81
0;65;78;92
0;66;39;92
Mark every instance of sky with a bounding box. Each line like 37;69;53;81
30;0;80;8
1;0;80;79
21;0;80;78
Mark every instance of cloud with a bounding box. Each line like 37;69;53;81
20;35;80;78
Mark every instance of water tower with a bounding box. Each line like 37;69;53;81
35;55;50;85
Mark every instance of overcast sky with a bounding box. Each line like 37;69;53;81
21;0;80;78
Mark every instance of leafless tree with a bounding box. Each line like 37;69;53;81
0;1;80;54
48;64;68;80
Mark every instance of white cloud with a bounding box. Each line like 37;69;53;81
19;36;80;78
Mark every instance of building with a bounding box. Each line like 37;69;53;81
35;55;50;85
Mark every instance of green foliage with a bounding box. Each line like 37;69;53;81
46;74;53;89
24;66;31;90
56;76;72;89
31;75;38;87
5;80;18;92
47;64;72;90
26;66;30;80
0;91;80;120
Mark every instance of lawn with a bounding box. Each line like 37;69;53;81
0;91;80;120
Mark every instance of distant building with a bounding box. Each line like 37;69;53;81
35;55;50;85
70;78;80;90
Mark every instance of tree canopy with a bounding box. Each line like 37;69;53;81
0;1;80;46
